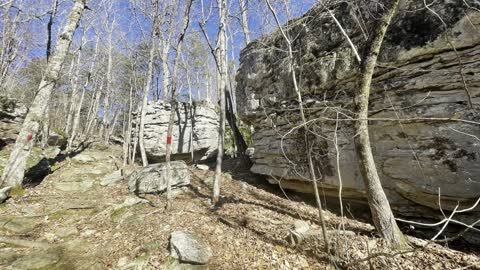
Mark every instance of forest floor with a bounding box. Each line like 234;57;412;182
0;142;479;270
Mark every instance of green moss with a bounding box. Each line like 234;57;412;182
9;186;25;197
50;210;73;221
142;241;162;252
110;207;129;223
49;209;94;221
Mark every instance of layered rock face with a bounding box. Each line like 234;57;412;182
236;1;480;216
0;97;26;148
137;101;219;162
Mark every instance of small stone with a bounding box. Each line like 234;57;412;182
293;220;309;234
117;257;129;268
44;233;57;243
81;229;97;237
170;231;212;265
0;186;11;203
56;226;79;238
196;164;209;171
72;153;96;163
116;196;149;209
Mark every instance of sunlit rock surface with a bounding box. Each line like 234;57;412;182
236;0;480;218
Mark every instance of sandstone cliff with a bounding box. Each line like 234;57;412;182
236;0;480;218
134;100;219;162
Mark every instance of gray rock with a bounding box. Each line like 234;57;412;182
195;164;209;171
100;170;123;186
9;252;60;270
0;217;39;234
72;153;96;163
133;100;219;162
128;161;190;194
0;186;11;203
170;231;212;265
53;179;94;192
236;0;480;221
0;97;26;144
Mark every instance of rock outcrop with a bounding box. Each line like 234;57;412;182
128;161;191;194
135;101;218;163
236;0;480;217
0;97;26;149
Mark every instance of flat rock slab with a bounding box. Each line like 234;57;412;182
100;170;123;186
0;217;39;234
72;154;96;163
128;161;190;194
53;179;94;192
8;251;60;270
170;231;212;265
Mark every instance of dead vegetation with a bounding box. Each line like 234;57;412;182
0;145;478;269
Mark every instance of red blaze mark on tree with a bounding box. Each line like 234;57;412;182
167;136;172;145
27;134;33;141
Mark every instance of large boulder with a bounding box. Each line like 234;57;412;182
236;1;480;217
134;100;218;162
128;161;191;194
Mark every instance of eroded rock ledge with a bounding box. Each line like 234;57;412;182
236;1;480;218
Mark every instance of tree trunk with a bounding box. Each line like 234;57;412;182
186;72;195;164
123;82;134;166
165;0;193;209
1;0;86;188
354;0;406;249
65;38;84;137
212;0;227;205
138;1;159;167
264;0;330;252
100;23;114;140
46;0;59;61
239;0;250;45
85;79;103;136
131;104;142;164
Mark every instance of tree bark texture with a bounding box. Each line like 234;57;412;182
353;0;407;248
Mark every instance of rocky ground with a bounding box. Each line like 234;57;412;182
0;143;479;269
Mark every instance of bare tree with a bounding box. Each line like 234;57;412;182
65;29;87;136
1;0;87;188
67;33;100;152
138;0;160;167
165;0;194;209
264;0;330;252
353;0;407;248
238;0;250;45
99;1;116;141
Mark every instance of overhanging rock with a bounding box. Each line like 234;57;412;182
236;1;480;217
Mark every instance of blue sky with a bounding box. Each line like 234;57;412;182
23;0;317;64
